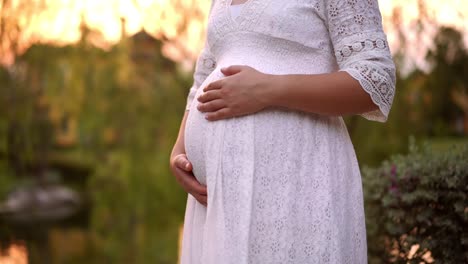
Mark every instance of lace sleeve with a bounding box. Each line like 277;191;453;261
324;0;396;122
185;43;217;110
185;1;217;111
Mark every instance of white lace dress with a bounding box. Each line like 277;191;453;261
181;0;396;263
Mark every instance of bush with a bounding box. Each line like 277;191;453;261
363;138;468;264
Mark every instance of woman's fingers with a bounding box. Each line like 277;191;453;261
174;153;192;171
205;108;232;121
197;90;222;103
174;166;208;196
197;99;226;112
193;193;207;206
220;65;245;76
203;79;224;92
170;153;207;206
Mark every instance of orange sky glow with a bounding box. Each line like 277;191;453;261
1;0;467;71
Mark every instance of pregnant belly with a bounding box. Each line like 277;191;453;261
184;69;265;186
184;70;225;185
185;98;259;187
184;69;349;187
185;71;266;189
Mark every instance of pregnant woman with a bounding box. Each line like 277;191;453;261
170;0;396;263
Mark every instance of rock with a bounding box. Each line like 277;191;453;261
0;184;82;224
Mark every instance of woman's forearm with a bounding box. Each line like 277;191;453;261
171;110;189;157
197;66;383;121
263;71;378;116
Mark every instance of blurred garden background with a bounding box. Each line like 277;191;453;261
0;0;466;263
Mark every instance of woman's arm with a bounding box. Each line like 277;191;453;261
169;110;208;206
197;65;378;120
264;70;379;116
169;0;217;207
170;110;189;157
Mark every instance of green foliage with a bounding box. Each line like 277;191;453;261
0;160;14;200
363;138;468;263
0;28;194;263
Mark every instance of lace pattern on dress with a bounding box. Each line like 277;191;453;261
342;63;395;121
335;38;388;62
185;43;217;110
325;0;396;122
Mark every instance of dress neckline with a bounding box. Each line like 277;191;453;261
226;0;254;28
230;3;243;20
229;0;249;6
230;3;245;8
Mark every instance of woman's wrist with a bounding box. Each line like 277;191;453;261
261;73;287;108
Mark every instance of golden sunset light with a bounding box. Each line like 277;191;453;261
1;0;467;67
1;0;211;66
0;243;28;264
1;1;467;263
379;0;468;71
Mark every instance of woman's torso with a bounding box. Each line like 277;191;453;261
185;0;350;185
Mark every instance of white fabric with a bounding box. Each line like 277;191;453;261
181;0;396;263
229;3;244;19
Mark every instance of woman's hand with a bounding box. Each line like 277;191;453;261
197;65;272;121
170;153;207;206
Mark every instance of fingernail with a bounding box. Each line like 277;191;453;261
185;163;190;169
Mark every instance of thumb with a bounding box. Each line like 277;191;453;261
176;154;192;171
221;65;244;76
